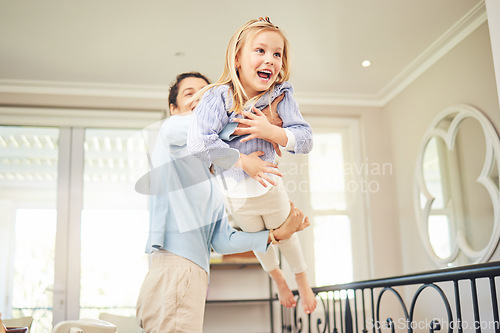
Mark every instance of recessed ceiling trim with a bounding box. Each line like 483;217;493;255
0;79;386;107
294;93;384;107
378;0;487;105
0;79;169;99
0;106;162;128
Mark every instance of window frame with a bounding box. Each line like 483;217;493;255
305;116;373;284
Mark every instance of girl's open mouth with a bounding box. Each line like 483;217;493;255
257;70;272;80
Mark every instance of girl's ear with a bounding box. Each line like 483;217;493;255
235;54;240;69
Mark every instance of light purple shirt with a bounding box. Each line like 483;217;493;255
187;82;313;182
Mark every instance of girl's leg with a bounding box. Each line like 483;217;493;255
276;234;317;314
268;267;296;308
262;181;317;314
252;245;296;308
226;194;296;307
295;271;317;315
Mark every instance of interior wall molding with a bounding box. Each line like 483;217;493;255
0;106;163;128
0;1;487;109
0;80;169;99
378;0;487;105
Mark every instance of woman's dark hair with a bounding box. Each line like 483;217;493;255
168;72;210;108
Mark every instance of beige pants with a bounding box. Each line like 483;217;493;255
136;251;208;333
225;179;307;274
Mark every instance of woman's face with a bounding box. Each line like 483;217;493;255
170;77;208;115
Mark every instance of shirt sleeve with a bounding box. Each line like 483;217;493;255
163;115;188;147
187;86;240;169
277;91;313;154
210;205;269;254
282;128;296;151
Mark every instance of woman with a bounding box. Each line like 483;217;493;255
135;72;309;333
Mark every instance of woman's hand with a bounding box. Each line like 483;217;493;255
270;202;310;243
236;151;282;187
261;93;284;128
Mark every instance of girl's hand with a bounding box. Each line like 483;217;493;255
233;108;288;148
233;108;274;141
233;93;285;156
234;93;284;130
236;151;282;187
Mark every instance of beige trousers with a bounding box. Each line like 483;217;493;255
136;251;208;333
225;179;307;274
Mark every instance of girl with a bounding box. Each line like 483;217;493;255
187;18;316;314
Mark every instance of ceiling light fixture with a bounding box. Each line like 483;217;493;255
361;60;371;68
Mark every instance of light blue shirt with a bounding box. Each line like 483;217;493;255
187;82;313;183
143;114;269;273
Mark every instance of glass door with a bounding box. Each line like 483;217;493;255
0;125;151;331
79;128;149;318
0;125;60;333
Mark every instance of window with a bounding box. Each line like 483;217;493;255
297;117;371;286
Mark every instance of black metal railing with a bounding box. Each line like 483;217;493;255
283;261;500;333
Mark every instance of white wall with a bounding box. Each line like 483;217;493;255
384;21;500;273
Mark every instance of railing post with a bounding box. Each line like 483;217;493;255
345;296;353;333
489;277;500;333
361;289;367;333
471;279;482;333
454;280;463;333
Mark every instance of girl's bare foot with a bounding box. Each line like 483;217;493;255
269;268;296;308
296;272;317;314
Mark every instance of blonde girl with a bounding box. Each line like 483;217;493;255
187;17;316;314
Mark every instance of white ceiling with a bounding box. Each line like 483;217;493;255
0;0;487;107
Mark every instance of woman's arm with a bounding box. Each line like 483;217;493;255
211;202;310;254
187;88;235;167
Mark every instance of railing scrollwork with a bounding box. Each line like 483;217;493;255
281;262;500;333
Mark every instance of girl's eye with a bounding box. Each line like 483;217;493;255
256;48;265;54
274;52;282;58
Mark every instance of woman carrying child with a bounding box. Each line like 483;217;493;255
188;17;317;314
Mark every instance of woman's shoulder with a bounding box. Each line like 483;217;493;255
161;113;192;134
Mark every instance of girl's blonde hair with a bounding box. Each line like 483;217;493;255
196;17;291;114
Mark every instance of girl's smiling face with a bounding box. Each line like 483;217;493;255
235;30;284;99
